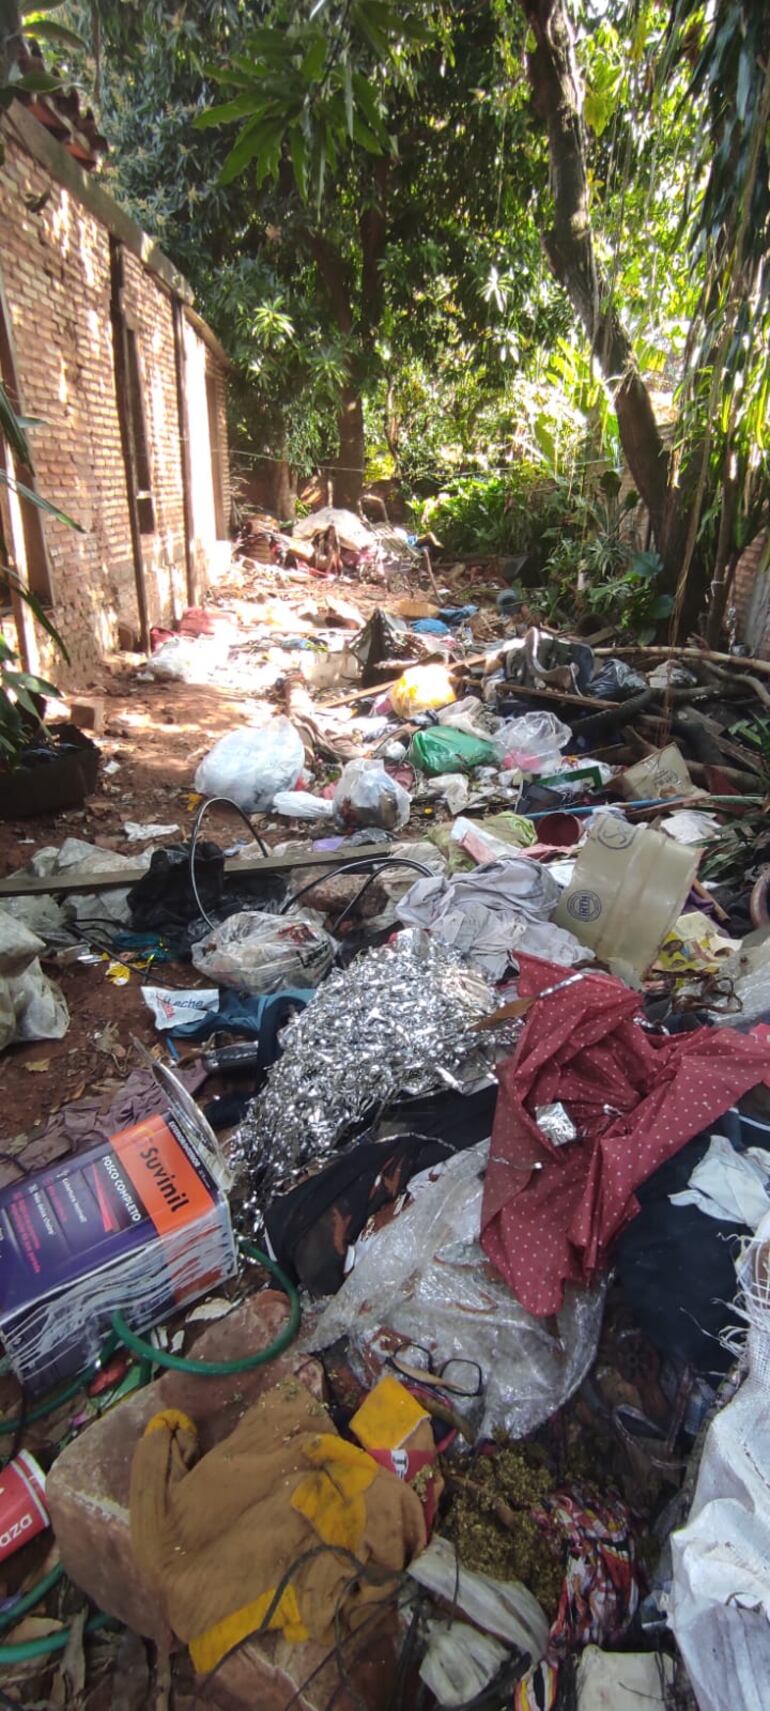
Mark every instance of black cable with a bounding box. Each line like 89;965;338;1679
189;796;270;928
282;856;431;922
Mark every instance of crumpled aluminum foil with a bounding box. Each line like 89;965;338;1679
535;1102;578;1146
235;928;498;1224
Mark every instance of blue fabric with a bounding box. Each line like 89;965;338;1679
171;987;312;1041
438;605;477;624
411;617;451;636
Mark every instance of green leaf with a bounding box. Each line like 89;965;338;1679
194;93;259;129
352;112;385;154
290;127;308;198
10;68;62;92
218;118;268;185
21;0;67;15
0;470;83;531
351;72;388;143
650;593;675;618
301;37;326;82
0;381;31;466
23;18;86;49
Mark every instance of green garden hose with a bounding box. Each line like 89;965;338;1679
0;1563;64;1635
110;1244;301;1373
0;1610;114;1664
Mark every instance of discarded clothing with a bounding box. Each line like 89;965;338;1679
396;863;585;980
481;958;770;1316
129;1380;425;1671
170;986;312;1043
533;1485;640;1654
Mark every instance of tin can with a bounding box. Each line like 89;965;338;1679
0;1451;48;1562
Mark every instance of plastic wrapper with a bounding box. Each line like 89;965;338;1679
710;937;770;1029
308;1142;605;1439
391;664;456;718
409;726;497;776
191;908;334;994
333;758;411;832
437;697;502;739
194;717;304;813
493;711;572;773
142;634;229;684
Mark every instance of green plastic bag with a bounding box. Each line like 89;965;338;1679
408;725;497;775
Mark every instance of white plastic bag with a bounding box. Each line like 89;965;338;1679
308;1141;605;1439
0;915;69;1046
191;909;334;993
194;718;305;812
142;634;229;683
670;1218;770;1711
493;711;572;772
333;758;411;832
272;791;335;821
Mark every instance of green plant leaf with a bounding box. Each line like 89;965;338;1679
0;470;83;532
218;118;268;185
0;381;30;466
650;593;675;618
301;37;326;82
194;93;260;129
9;68;62;92
23;18;86;49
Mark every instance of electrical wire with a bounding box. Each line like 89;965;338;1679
189;796;270;929
281;854;432;922
111;1242;299;1375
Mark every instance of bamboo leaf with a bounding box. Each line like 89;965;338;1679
0;381;31;466
218;118;267;184
23;18;86;49
194;92;259;129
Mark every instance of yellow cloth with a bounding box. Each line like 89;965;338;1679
129;1380;426;1675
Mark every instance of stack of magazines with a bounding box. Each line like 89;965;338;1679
0;1081;237;1394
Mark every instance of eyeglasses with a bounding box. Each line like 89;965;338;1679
387;1342;483;1398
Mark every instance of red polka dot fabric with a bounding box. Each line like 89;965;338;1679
481;957;770;1316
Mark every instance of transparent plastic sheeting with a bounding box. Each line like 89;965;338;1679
307;1141;605;1440
192;909;334;995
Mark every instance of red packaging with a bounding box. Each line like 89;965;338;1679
0;1452;48;1562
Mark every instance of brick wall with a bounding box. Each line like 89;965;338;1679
0;111;230;685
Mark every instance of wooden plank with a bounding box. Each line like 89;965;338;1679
0;841;394;899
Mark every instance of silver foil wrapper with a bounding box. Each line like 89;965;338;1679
535;1101;578;1146
236;928;498;1222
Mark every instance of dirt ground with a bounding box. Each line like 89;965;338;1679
0;551;502;1146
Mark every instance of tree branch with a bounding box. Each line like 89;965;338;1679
520;0;670;538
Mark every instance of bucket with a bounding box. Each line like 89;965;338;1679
553;814;700;981
0;1452;48;1562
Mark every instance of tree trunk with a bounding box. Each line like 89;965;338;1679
333;387;364;510
271;457;296;522
519;0;670;541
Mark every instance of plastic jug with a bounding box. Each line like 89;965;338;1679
553;813;700;982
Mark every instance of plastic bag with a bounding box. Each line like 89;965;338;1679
142;634;228;684
0;915;69;1047
391;664;455;718
670;1218;770;1711
307;1141;605;1438
710;937;770;1029
437;697;501;740
272;791;335;821
191;909;334;993
492;711;572;772
451;814;536;864
194;718;305;813
333;758;411;832
589;659;647;700
409;726;497;776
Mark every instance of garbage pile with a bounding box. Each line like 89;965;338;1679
4;560;770;1711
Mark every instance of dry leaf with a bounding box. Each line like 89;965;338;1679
24;1061;50;1074
50;1608;86;1709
